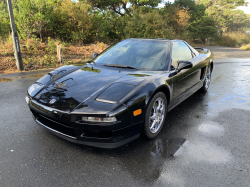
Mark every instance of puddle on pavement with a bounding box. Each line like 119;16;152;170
106;137;188;183
209;93;217;96
207;94;250;113
0;72;47;81
0;77;13;82
19;73;47;79
150;138;186;158
198;122;224;136
185;140;232;164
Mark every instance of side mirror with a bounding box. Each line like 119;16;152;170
93;52;98;59
177;60;192;72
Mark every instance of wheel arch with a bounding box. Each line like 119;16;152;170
143;85;170;138
146;85;171;107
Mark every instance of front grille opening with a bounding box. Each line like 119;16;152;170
37;114;76;138
81;130;113;139
39;114;72;128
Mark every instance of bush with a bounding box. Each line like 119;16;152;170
215;35;237;47
41;55;58;67
97;42;105;50
45;37;57;54
0;1;11;40
26;37;41;53
240;44;250;51
216;31;250;47
0;33;14;54
121;8;175;40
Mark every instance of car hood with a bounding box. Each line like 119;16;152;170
44;64;153;97
31;64;161;112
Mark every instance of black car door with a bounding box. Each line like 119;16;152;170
171;41;201;100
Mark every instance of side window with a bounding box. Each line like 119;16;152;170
172;42;193;68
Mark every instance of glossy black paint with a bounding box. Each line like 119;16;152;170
26;39;213;148
177;60;193;72
97;83;135;103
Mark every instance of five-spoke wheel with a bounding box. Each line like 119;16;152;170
149;98;165;134
201;65;212;92
144;92;167;138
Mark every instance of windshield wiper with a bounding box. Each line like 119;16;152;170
87;60;96;65
104;64;140;70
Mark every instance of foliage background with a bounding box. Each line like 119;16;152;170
0;0;249;45
0;0;250;73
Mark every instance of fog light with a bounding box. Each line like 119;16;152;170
25;96;29;104
82;116;117;123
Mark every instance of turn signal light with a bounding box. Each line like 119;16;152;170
82;116;117;123
133;109;142;116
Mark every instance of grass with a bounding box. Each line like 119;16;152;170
2;32;248;74
0;38;109;74
0;77;13;82
216;31;250;47
240;44;250;51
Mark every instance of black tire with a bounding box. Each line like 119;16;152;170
201;65;212;92
144;92;168;139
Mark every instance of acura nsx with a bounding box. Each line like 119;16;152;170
26;39;213;148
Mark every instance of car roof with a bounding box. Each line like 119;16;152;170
125;38;184;43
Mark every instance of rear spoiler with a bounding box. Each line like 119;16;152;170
194;47;210;53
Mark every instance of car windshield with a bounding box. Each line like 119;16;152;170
94;39;169;71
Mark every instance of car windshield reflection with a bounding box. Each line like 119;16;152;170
94;39;169;71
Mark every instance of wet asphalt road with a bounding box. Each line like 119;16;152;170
0;47;250;187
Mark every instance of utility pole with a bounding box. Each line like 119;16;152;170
6;0;23;71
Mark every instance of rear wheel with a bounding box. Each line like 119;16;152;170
144;92;167;139
201;65;211;92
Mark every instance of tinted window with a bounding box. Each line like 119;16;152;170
172;42;193;68
94;39;169;71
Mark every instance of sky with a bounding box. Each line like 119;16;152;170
72;0;250;14
237;0;250;14
158;0;250;14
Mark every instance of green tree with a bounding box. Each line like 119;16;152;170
189;16;217;43
226;9;250;31
160;3;191;37
14;0;54;40
197;0;248;9
53;0;92;43
197;0;249;35
172;0;208;42
86;0;161;17
91;10;116;42
122;8;174;39
174;0;195;10
0;0;10;39
247;14;250;30
190;3;206;22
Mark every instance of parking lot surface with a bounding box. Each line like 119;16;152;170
0;47;250;186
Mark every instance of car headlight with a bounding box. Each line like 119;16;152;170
82;116;117;123
25;96;29;104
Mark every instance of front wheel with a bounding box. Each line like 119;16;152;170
201;65;212;92
144;92;167;139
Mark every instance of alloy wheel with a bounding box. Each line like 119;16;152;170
149;97;165;134
204;66;211;90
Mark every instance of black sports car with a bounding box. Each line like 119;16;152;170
26;39;213;148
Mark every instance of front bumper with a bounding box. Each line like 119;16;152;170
28;98;142;148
